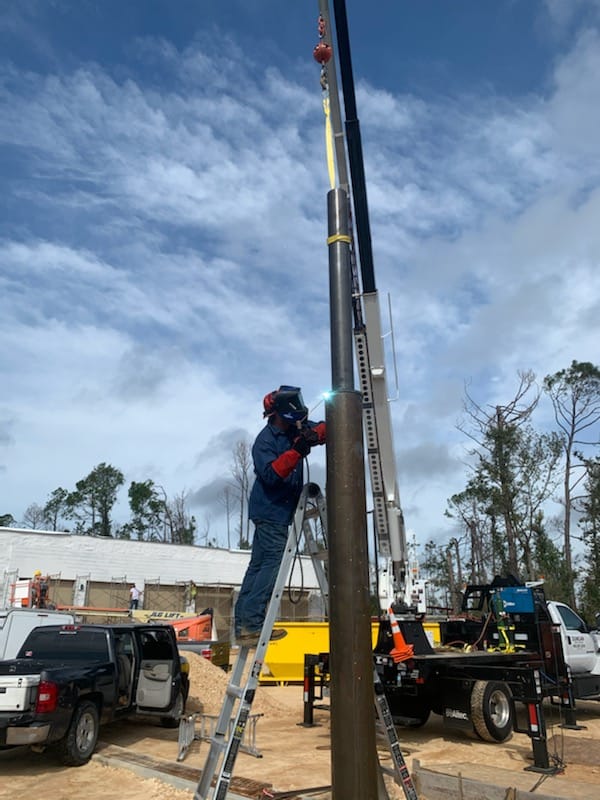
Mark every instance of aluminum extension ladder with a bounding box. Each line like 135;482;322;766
194;482;417;800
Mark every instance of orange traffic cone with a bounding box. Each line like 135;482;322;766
388;606;414;663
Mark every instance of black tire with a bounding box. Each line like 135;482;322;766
470;680;513;743
160;690;185;728
56;700;100;766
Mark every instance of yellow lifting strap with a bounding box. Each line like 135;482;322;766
322;94;336;190
327;234;352;245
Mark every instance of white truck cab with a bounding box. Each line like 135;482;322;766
546;601;600;675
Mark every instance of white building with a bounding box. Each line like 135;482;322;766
0;526;324;629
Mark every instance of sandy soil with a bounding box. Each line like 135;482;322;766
1;653;600;799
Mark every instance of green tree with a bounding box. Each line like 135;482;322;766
0;513;15;527
43;487;70;530
544;361;600;606
451;372;564;590
446;474;495;584
575;456;600;620
421;539;452;611
122;479;165;541
458;371;539;577
533;521;572;604
510;427;563;578
67;463;124;536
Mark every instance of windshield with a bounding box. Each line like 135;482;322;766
557;605;586;632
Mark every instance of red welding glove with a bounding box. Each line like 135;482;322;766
271;448;302;479
313;422;326;444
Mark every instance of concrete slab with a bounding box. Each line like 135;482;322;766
413;758;599;800
93;743;271;800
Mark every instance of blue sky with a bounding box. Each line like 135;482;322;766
1;1;600;551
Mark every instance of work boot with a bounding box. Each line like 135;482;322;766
237;628;287;647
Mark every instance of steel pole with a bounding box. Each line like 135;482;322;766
326;187;379;799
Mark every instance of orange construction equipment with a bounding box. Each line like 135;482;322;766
170;612;213;645
388;607;414;663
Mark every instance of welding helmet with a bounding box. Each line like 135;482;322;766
264;386;308;423
273;385;308;423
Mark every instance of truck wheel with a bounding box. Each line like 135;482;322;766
56;700;100;766
161;690;185;728
470;680;513;743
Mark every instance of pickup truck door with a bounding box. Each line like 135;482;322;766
551;602;596;673
135;628;176;710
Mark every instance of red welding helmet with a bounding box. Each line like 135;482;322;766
263;390;278;417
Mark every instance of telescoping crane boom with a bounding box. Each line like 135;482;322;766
316;0;426;614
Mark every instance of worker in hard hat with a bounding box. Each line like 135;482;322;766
234;386;326;646
31;571;49;608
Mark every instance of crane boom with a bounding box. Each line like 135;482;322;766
318;1;426;612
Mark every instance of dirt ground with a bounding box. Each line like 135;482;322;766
2;653;600;799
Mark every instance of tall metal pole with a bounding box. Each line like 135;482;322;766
326;188;379;799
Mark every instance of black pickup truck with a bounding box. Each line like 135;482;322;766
0;623;189;766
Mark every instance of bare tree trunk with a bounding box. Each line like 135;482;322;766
496;407;519;576
231;440;252;549
564;446;574;604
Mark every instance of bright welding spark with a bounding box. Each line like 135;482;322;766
309;390;333;414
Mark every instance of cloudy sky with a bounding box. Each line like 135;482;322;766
1;1;599;551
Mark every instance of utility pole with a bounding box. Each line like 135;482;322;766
326;187;379;800
319;2;389;796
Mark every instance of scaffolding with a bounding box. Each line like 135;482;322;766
0;570;18;607
144;578;183;611
72;574;91;606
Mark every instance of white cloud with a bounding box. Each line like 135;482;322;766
1;8;599;554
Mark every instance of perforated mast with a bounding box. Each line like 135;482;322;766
317;1;421;612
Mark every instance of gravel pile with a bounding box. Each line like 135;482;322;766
184;652;291;717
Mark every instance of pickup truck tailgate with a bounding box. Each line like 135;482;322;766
0;675;40;712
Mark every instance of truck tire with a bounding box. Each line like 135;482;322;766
56;700;100;766
470;680;513;743
160;689;185;728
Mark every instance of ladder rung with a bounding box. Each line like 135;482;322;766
225;684;244;700
303;506;319;519
207;735;227;750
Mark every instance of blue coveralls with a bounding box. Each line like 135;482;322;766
234;421;305;635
